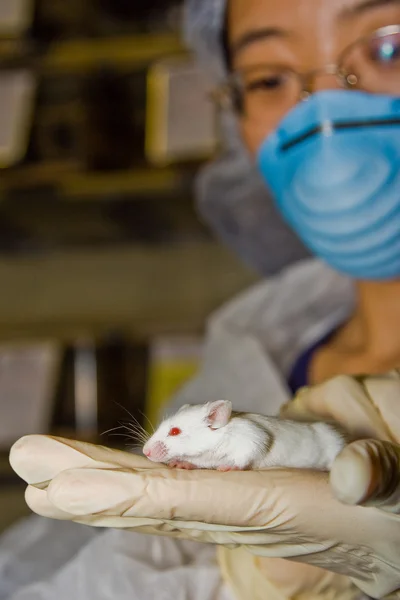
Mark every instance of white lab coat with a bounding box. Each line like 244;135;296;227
0;259;355;600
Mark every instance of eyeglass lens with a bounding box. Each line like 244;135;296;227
232;28;400;123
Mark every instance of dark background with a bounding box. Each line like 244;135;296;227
0;0;256;531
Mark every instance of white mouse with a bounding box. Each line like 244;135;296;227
142;400;348;471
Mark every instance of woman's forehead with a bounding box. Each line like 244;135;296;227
227;0;400;62
227;0;399;38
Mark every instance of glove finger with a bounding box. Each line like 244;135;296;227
25;482;208;544
24;485;78;520
43;464;384;566
45;465;291;526
362;371;400;442
72;516;230;545
9;435;157;486
330;439;400;512
282;375;394;441
45;464;356;542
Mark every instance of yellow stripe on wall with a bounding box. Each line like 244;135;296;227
145;336;202;431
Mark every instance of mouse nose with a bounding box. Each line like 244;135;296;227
143;441;167;461
143;441;151;457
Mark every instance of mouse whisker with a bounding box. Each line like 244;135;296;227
115;420;145;434
125;420;151;440
101;424;149;445
101;423;139;438
111;401;151;436
120;423;139;434
131;420;150;438
106;433;134;441
137;408;155;433
111;400;138;422
125;417;148;434
126;442;145;449
122;423;149;440
125;430;150;445
125;444;147;454
100;424;130;437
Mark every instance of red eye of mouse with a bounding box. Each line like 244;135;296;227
168;427;181;437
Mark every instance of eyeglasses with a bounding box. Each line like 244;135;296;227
212;24;400;126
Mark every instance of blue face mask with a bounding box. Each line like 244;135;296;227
257;90;400;280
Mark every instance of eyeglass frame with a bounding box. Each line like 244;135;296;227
211;24;400;112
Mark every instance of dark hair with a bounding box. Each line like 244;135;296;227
221;10;232;72
220;9;244;112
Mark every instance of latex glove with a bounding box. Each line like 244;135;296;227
281;369;400;508
239;369;400;600
9;378;400;600
10;436;358;600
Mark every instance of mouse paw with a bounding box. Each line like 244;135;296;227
169;460;196;470
216;465;240;472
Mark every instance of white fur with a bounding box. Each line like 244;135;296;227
143;402;347;471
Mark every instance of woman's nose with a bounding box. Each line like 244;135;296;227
310;72;343;93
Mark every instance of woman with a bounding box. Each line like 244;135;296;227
188;0;400;389
5;0;400;599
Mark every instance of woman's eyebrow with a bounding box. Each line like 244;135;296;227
339;0;400;20
231;27;288;58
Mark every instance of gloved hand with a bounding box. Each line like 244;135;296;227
246;369;400;600
281;369;400;509
9;370;400;600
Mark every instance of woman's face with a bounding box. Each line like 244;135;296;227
227;0;400;154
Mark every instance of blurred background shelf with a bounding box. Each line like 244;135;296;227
0;0;256;533
0;34;184;71
0;243;255;343
42;34;185;73
0;164;188;195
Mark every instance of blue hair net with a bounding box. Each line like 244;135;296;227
183;0;310;276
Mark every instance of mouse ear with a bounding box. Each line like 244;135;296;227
206;400;232;429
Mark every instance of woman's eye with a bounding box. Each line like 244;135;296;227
246;75;286;92
369;37;400;64
168;427;182;437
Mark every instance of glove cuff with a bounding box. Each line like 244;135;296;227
217;547;363;600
